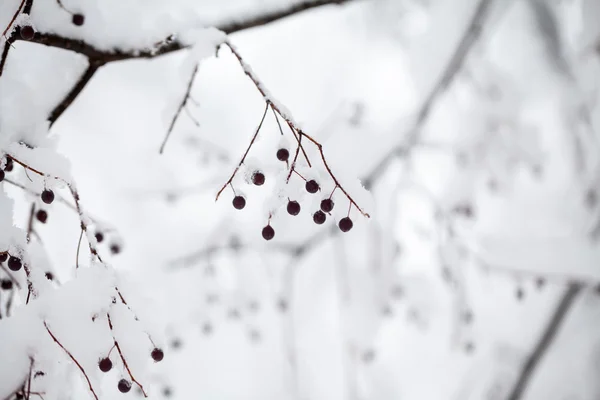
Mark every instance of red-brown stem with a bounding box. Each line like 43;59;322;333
1;0;26;38
286;134;303;183
215;101;270;200
107;314;148;397
44;322;99;400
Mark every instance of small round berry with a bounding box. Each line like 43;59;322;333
98;357;112;372
305;180;319;194
339;217;353;232
0;253;7;263
151;348;164;362
262;225;275;241
170;338;182;350
232;195;246;210
1;279;13;290
41;189;55;204
4;158;13;172
0;170;4;182
36;209;48;224
117;379;131;393
320;199;334;213
313;211;326;225
94;232;104;243
110;244;121;255
72;13;85;26
19;25;35;40
287;200;301;216
252;171;265;186
201;322;213;335
276;148;289;162
8;256;22;271
45;272;54;281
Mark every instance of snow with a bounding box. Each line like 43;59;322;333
2;0;600;399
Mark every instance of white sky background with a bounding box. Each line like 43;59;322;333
1;0;600;399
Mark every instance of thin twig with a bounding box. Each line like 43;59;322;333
506;283;583;400
75;228;83;269
363;0;497;188
44;322;99;400
107;314;148;397
215;101;270;200
26;203;36;243
1;0;26;38
159;64;199;154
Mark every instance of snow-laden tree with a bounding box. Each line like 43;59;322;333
1;0;600;399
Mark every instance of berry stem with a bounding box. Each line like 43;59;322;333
329;185;338;199
107;314;148;397
215;101;269;201
271;105;284;136
292;169;307;182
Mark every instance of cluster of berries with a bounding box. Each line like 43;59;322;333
97;347;163;393
230;146;354;241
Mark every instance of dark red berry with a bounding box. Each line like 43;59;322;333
0;170;4;182
110;244;121;255
339;217;353;232
320;199;334;213
305;180;319;193
8;256;22;271
95;232;104;243
262;225;275;241
1;280;13;290
313;211;326;225
276;148;289;162
98;357;112;372
72;14;85;26
0;253;7;263
151;348;164;362
36;209;48;223
45;272;54;280
118;379;131;393
19;25;35;40
287;200;300;216
252;171;265;186
232;196;246;210
4;158;13;172
41;189;54;204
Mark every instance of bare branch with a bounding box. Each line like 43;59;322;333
10;0;356;64
363;0;498;188
505;283;583;400
159;64;199;154
49;60;101;126
44;322;99;400
219;41;371;217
